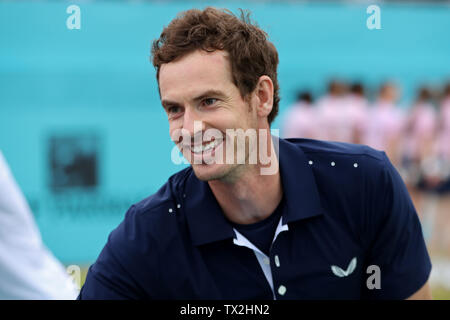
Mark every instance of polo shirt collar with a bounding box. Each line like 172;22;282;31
277;138;324;224
183;171;235;246
183;138;324;247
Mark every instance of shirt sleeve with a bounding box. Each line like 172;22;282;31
78;206;148;300
362;152;432;300
0;151;78;300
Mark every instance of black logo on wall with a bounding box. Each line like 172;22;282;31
48;133;100;191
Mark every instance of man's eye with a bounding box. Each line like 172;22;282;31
168;106;181;114
202;98;217;106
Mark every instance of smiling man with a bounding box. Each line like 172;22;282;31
78;7;432;300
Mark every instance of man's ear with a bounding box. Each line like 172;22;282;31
252;75;274;119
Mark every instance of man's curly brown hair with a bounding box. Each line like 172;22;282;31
151;7;280;125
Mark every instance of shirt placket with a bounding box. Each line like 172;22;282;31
232;216;289;300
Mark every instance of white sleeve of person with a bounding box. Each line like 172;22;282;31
0;151;79;299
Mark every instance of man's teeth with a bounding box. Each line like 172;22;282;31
192;140;220;154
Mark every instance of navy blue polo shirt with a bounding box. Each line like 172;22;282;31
78;138;431;300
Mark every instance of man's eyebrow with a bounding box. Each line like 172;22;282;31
161;90;227;109
192;90;227;102
161;99;181;109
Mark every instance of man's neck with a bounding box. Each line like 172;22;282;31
207;144;282;225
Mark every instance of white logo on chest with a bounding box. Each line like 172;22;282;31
331;257;357;277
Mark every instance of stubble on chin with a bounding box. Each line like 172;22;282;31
191;163;242;183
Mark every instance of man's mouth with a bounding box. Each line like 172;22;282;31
190;139;222;154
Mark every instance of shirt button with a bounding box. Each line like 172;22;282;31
263;257;270;265
278;285;287;296
274;255;280;267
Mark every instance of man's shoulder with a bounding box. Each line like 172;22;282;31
284;138;388;175
132;166;193;217
285;138;385;162
282;138;392;200
109;167;193;249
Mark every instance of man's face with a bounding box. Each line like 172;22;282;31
158;49;258;182
381;85;399;103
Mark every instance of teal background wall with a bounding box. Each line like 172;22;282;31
1;1;449;264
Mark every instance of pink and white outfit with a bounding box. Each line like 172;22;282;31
282;101;319;139
363;100;406;153
402;102;437;161
435;97;450;160
315;95;355;143
344;94;370;143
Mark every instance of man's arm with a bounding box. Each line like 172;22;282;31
0;151;78;299
79;205;155;300
362;152;432;300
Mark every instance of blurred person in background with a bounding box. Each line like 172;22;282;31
281;91;317;139
436;83;450;251
363;82;405;167
0;151;78;299
402;87;437;189
315;80;354;142
433;83;450;190
345;82;369;144
400;87;438;243
418;83;450;253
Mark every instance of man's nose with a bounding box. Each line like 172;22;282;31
183;107;205;138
